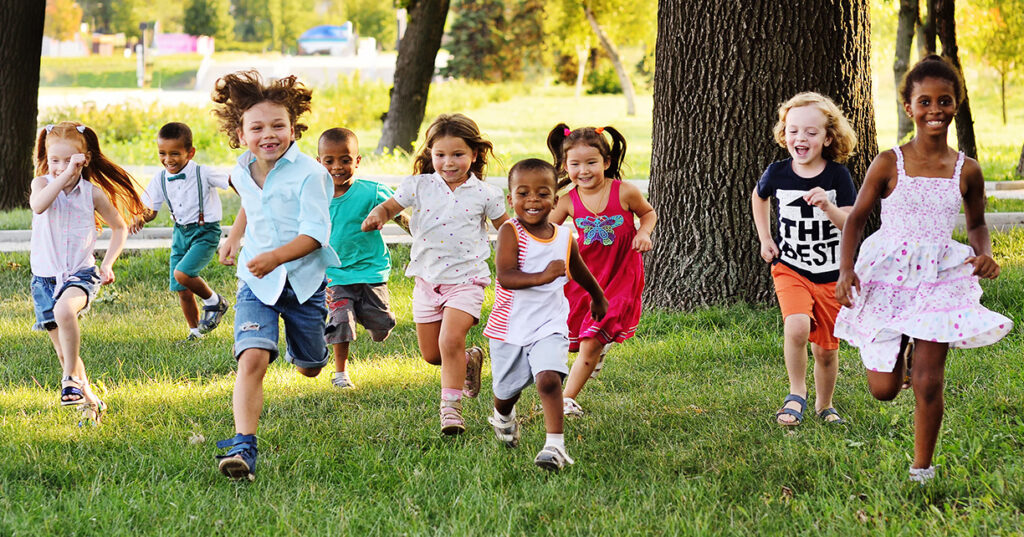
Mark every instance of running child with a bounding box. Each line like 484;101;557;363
834;55;1012;483
546;124;657;416
211;70;340;480
29;121;147;425
362;113;508;435
139;122;230;341
484;159;607;471
318;127;408;389
750;92;858;426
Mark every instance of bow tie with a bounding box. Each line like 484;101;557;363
166;172;187;181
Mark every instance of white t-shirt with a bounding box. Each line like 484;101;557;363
393;172;505;284
141;161;230;225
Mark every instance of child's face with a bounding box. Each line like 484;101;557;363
46;139;89;177
157;137;195;175
508;169;557;226
565;144;609;191
904;77;957;135
237;101;295;164
431;135;477;184
784;105;831;166
317;137;361;190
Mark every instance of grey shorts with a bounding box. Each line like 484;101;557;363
489;334;570;400
324;283;396;344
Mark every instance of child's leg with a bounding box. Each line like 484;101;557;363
810;343;839;413
177;289;200;329
562;337;605;399
233;348;271;434
52;287;89;381
910;339;948;469
416;322;443;365
535;371;564;434
333;342;350;373
175;270;215;301
494;392;520;417
774;314;811;423
438;308;475;390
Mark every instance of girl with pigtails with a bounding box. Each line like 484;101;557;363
29;121;147;425
547;124;657;416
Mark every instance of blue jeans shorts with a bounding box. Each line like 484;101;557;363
30;266;102;331
233;279;329;369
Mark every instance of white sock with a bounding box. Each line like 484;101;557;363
201;292;220;306
494;407;514;422
190;328;203;337
546;433;565;449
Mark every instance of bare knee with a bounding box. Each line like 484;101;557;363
783;315;811;344
535;371;562;397
369;329;391;343
869;384;900;401
913;372;944;403
814;349;838;368
174;270;191;286
296;366;322;378
52;304;78;327
438;332;466;358
237;350;270;379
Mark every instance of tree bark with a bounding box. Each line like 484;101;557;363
575;41;589;98
917;0;937;56
376;0;451;154
583;4;636;116
934;0;977;158
1016;142;1024;179
894;0;917;143
646;0;877;309
0;1;45;210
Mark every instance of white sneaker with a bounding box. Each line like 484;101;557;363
330;371;356;389
909;465;936;484
534;444;575;471
563;397;584;416
487;414;519;448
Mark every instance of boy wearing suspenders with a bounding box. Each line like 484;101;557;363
140;123;231;340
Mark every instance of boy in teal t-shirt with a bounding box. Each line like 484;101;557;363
319;128;407;389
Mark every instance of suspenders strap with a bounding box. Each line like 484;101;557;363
160;166;206;226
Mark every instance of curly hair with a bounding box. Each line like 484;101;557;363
412;114;494;179
35;121;146;229
898;54;966;107
772;92;857;163
211;70;313;149
546;123;627;190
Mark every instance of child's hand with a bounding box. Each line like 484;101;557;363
632;231;653;253
61;154;87;184
835;269;860;308
219;238;241;266
362;211;385;232
759;238;780;263
803;187;832;210
590;294;609;321
247;251;281;278
98;265;115;285
128;215;146;234
966;254;1000;279
541;260;566;283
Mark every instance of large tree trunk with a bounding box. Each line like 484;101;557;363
0;1;45;210
934;0;977;158
583;4;636;116
376;0;451;154
646;0;877;309
894;0;917;143
1016;143;1024;179
917;0;937;56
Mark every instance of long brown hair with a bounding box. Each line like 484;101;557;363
546;123;627;190
35;121;146;229
412;114;494;179
211;70;313;148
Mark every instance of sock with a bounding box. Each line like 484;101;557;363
441;388;462;402
190;327;203;337
201;292;220;306
546;433;565;450
493;406;514;422
333;370;349;379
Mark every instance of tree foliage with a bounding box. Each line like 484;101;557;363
958;0;1024;123
183;0;232;39
44;0;84;42
445;0;545;81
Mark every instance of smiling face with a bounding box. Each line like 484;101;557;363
784;105;831;170
508;168;557;227
157;137;195;175
318;137;361;192
46;138;89;178
430;135;477;185
237;101;295;165
904;76;957;136
564;143;609;192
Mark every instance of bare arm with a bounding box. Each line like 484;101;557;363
961;158;999;279
29;154;86;214
392;211;411;235
619;182;656;252
550;194;573;225
363;198;404;231
93;187;127;285
491;213;510;231
494;223;564;289
246;234;321;279
567;239;607;321
803;187;852;230
751;189;780;263
835;152;894;307
219;206;246;265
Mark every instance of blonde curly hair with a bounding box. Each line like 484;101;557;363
772;92;857;163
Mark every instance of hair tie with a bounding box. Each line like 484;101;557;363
44;124;54;133
76;125;86;133
563;127;571;136
595;127;604;134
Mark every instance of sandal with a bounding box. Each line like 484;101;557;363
817;407;846;425
463;346;484;398
590;343;613;379
775;393;806;426
439;396;465;435
900;337;914;390
78;399;107;426
198;295;228;334
216;433;258;481
60;375;87;406
563;397;584;417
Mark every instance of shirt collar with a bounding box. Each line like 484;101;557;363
236;142;300;170
166;160;197;178
431;171;480;189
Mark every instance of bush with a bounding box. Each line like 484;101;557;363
586;65;622;95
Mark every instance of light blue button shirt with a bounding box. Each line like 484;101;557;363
231;143;340;305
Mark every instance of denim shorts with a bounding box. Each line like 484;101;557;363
233;279;329;369
30;266;102;331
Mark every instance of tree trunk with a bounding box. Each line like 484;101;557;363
0;1;45;210
1016;142;1024;179
583;4;636;116
894;0;917;143
917;0;937;56
376;0;451;154
934;0;977;158
575;40;589;98
646;0;877;309
1000;70;1006;125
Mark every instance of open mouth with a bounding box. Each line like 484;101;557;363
794;146;809;158
926;120;944;128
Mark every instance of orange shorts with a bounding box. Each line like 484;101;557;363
771;263;840;350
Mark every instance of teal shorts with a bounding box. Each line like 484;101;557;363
169;221;221;292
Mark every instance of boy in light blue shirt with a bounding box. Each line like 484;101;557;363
318;128;408;389
210;70;339;481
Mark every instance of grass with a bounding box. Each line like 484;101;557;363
40;54;204;90
1;230;1022;535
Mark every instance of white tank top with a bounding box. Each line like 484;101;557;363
30;176;97;290
484;219;573;345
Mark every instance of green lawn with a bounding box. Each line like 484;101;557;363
1;232;1022;535
40;54;204;90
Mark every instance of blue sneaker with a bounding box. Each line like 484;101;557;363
215;433;257;481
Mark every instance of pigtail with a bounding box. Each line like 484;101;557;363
546;123;571;181
79;126;147;228
34;128;50;177
602;126;627;181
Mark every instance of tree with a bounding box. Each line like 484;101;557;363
44;0;83;42
445;0;506;81
0;1;45;210
645;0;878;309
583;3;637;115
959;0;1024;125
376;0;451;154
935;0;977;158
183;0;232;39
894;0;918;142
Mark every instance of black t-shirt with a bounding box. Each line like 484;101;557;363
755;159;856;283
